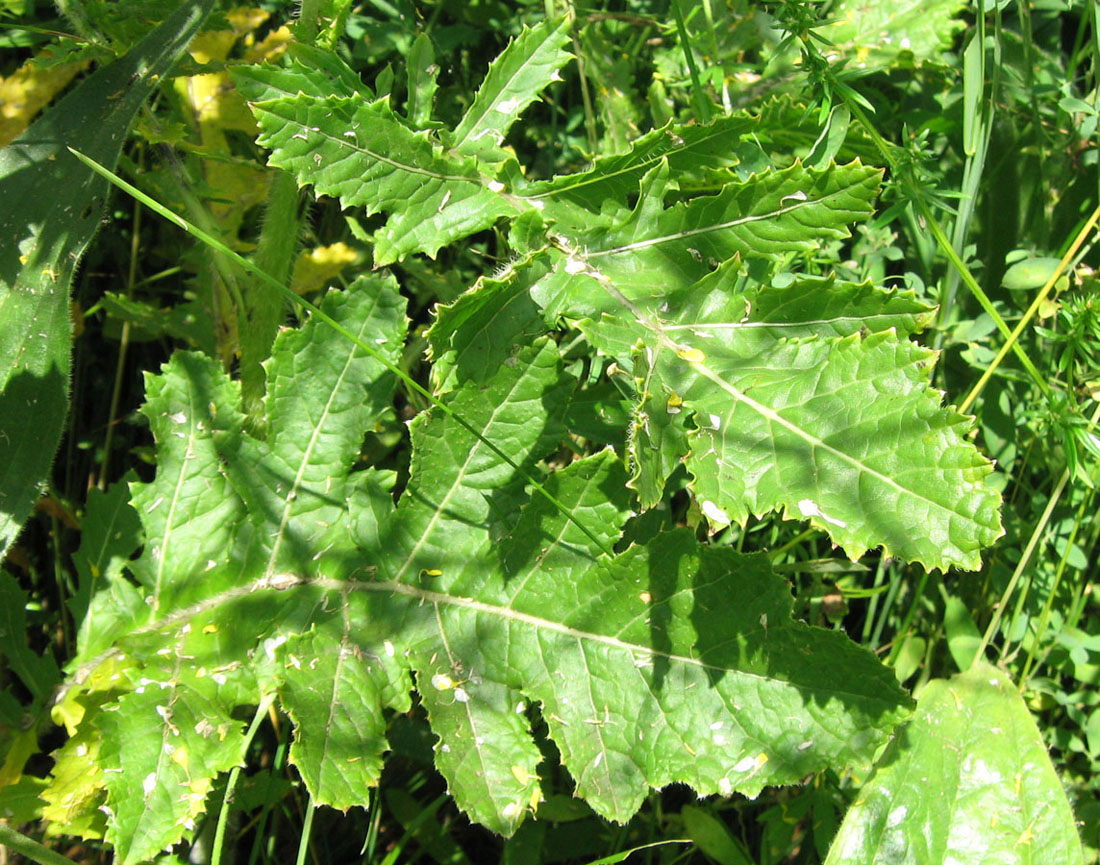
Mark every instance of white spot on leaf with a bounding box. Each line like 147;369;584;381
701;500;730;524
797;499;848;528
432;673;456;691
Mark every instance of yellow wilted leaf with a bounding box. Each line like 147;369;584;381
0;52;87;147
291;243;359;295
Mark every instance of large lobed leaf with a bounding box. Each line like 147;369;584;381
42;13;1011;858
233;8;1001;574
50;274;911;853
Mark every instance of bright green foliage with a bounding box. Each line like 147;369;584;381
236;29;1003;569
821;0;968;69
249;92;517;264
235;19;574;266
449;19;573;161
826;661;1085;864
55;276;910;852
8;4;1078;862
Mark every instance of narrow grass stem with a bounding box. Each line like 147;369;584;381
1018;402;1100;684
295;793;317;865
0;823;77;865
212;693;277;865
672;0;712;124
842;97;1054;405
885;567;931;666
960;202;1100;414
939;4;995;334
861;555;889;647
976;467;1072;665
565;1;599;154
768;527;817;561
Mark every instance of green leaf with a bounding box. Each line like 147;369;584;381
1001;257;1066;292
820;0;967;69
51;278;408;853
535;159;882;313
677;332;1001;569
229;42;374;104
279;619;410;811
0;0;217;558
942;593;982;672
532;220;997;569
521;115;755;227
127;350;249;617
99;685;245;864
55;283;910;842
69;474;143;646
405;32;439;127
0;573;59;707
386;335;576;577
426;254;551;389
681;804;754;865
826;662;1085;865
249;93;516;264
450;19;573;161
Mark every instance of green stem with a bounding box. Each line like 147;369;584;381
1018;403;1100;683
565;2;599;156
212;693;277;865
0;824;77;865
672;0;712;124
975;467;1071;664
937;4;996;340
861;556;889;647
841;96;1054;406
886;568;931;666
960;202;1100;414
295;794;316;865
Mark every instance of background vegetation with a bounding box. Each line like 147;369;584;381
0;0;1097;863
